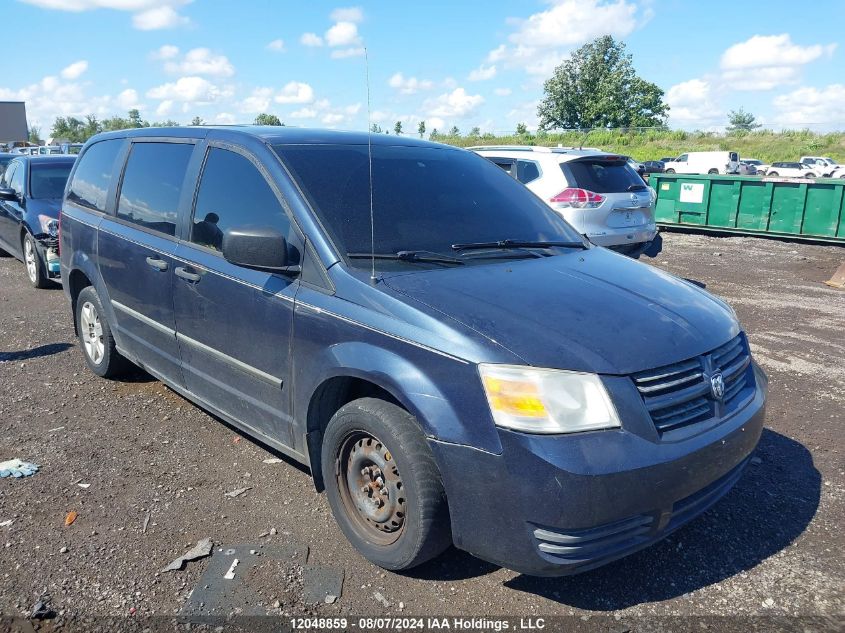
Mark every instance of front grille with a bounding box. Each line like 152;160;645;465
632;334;754;436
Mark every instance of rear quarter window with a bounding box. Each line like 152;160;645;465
67;139;123;212
563;160;644;193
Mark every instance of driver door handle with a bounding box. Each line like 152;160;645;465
175;266;201;283
145;256;168;271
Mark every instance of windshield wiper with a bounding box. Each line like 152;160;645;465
347;250;465;265
451;239;587;252
627;184;648;191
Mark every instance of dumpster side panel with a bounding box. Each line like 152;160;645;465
769;183;805;234
736;181;770;231
708;180;740;228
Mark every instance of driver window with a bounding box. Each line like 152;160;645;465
190;147;295;259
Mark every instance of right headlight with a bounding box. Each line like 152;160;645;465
478;364;621;434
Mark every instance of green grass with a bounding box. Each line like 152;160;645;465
434;129;845;163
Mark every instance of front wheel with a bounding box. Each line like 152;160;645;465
768;172;778;177
23;233;52;289
708;168;719;174
665;168;675;174
321;398;451;571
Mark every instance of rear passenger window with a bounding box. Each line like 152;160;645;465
67;139;122;212
517;160;540;184
116;142;193;236
190;147;292;252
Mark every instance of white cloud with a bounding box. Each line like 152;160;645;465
116;88;142;109
155;100;174;116
330;47;364;59
238;87;274;113
20;0;192;30
147;76;227;103
330;6;363;23
133;5;189;30
666;78;722;128
468;64;496;82
213;112;237;124
494;87;512;97
290;107;318;119
322;113;345;125
388;72;434;95
426;88;485;118
325;21;360;47
266;39;285;52
60;60;88;79
719;34;836;91
300;32;324;47
152;44;180;60
163;48;235;77
274;81;315;104
772;84;845;127
482;0;643;76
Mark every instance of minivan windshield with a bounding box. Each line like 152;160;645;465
275;144;583;268
30;161;74;199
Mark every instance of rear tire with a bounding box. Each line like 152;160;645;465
707;168;719;175
321;397;451;571
768;172;778;177
75;286;131;378
23;233;52;289
665;168;675;174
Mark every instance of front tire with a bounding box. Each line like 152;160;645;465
75;286;131;378
665;168;675;174
768;172;778;177
321;398;451;571
23;233;52;289
708;168;719;174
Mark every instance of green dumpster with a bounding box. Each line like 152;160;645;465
650;173;845;243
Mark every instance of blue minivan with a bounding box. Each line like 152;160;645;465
60;127;767;576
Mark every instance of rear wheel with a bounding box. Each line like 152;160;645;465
707;168;719;175
768;171;778;177
665;168;675;174
75;286;131;378
806;173;816;179
321;398;451;571
23;233;52;289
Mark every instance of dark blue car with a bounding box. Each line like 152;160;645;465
0;154;75;288
59;127;767;576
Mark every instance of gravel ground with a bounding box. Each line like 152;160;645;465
0;231;843;631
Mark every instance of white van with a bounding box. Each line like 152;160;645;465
664;151;740;175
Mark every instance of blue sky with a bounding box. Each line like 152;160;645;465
3;0;844;136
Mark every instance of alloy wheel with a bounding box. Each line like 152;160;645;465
80;301;105;365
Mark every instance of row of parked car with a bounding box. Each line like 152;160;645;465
638;152;845;179
2;125;768;580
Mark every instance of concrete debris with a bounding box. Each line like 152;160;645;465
162;537;213;572
0;458;39;478
223;558;239;580
224;487;251;498
262;458;283;464
825;261;845;289
374;591;390;608
303;566;344;605
0;520;12;528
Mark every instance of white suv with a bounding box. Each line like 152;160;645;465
471;146;658;257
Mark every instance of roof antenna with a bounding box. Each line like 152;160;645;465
365;47;377;285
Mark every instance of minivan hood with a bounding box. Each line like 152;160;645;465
382;248;739;375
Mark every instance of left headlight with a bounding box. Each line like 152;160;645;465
478;364;621;434
38;214;58;238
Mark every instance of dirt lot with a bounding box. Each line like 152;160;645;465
1;231;843;631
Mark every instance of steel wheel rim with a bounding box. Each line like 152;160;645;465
80;301;105;365
24;238;37;283
336;431;406;546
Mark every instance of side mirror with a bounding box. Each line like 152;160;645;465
222;226;298;274
0;188;17;201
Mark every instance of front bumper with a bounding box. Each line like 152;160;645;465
35;235;61;279
431;365;766;576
